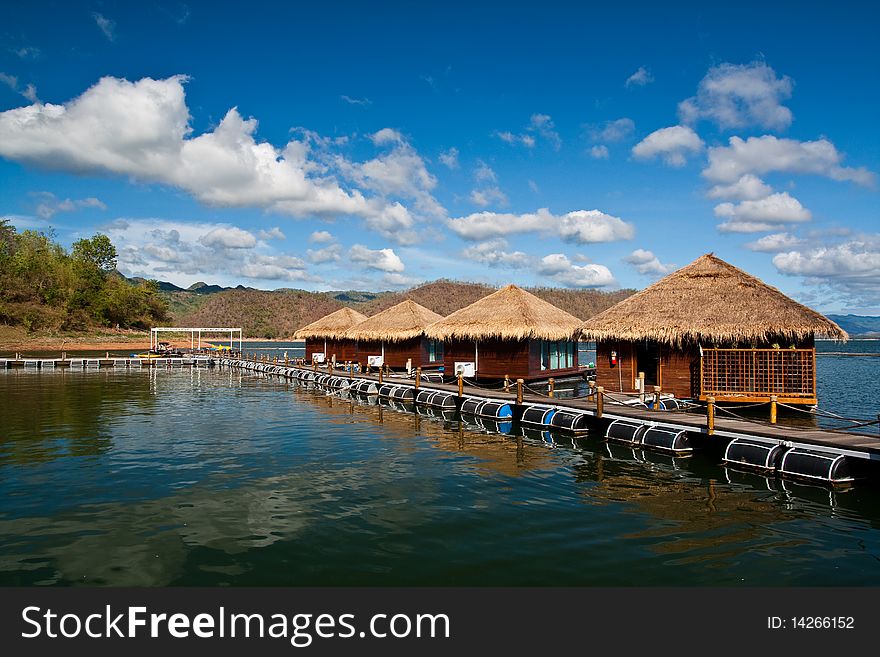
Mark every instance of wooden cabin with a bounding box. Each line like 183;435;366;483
425;284;583;381
344;299;445;371
580;254;847;404
292;307;367;365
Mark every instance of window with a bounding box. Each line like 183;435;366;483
539;340;575;370
427;339;443;363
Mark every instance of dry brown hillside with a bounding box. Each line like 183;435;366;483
175;280;634;338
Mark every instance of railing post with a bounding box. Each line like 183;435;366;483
588;380;595;398
707;396;715;436
770;395;777;424
516;378;524;405
415;367;421;390
548;378;555;398
504;375;510;392
638;371;645;404
379;367;383;384
653;385;661;411
457;373;463;398
596;386;604;418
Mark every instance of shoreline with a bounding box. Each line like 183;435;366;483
0;334;304;353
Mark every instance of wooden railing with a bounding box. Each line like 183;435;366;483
700;348;816;403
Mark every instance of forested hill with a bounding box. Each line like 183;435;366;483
174;280;635;339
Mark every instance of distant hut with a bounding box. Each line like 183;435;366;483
425;284;583;381
345;299;444;371
580;254;847;404
293;307;367;365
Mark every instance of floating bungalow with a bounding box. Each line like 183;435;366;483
580;254;847;404
425;284;583;381
293;307;367;365
344;299;444;371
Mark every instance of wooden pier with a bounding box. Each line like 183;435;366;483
0;357;215;368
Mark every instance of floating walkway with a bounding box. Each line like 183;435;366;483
219;357;880;487
0;356;216;368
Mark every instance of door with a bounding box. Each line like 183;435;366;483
635;342;660;387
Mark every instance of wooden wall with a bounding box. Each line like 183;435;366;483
305;338;358;363
443;338;580;381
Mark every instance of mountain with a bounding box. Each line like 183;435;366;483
170;279;635;339
827;315;880;337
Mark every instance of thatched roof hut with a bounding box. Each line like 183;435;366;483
345;299;442;343
425;284;582;342
580;253;847;345
293;307;368;340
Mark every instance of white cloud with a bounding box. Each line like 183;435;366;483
537;254;616;288
93;13;116;41
448;208;635;244
1;71;38;102
348;244;405;273
745;232;807;253
462;239;531;268
528;179;539;193
624;249;675;276
632;125;704;167
494;113;560;150
714;192;811;233
257;226;286;241
469;186;508;207
199;226;258;249
309;230;335;244
706;174;773;200
381;272;419;288
703;135;874;186
678;61;793;131
474;160;497;183
773;237;880;306
307;243;342;264
625;67;654;88
589;145;609;159
0;76;441;245
589;118;635;143
340;95;371;106
439;147;459;169
32;192;106;219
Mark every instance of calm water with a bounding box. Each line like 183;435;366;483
1;342;880;587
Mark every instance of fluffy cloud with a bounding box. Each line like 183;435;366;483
706;174;773;200
632;125;704;167
589;118;635;143
32;192;106;219
462;239;531;268
678;62;793;131
494;113;560;150
306;243;342;264
624;249;675;276
714;192;811;233
703;135;874;186
474;160;497;183
93;13;116;41
439;147;459;169
309;230;335;244
199;226;258;249
625;67;654;88
745;232;807;253
772;237;880;306
447;208;635;243
1;71;38;102
257;226;286;241
537;254;615;288
348;244;405;273
589;145;609;159
470;186;508;207
0;76;441;246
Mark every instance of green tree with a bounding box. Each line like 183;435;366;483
71;234;117;271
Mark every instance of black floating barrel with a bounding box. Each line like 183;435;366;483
549;409;591;434
605;419;646;445
479;400;513;420
390;386;414;402
723;438;789;471
460;397;485;416
377;383;396;398
779;448;858;484
520;404;557;427
641;426;693;455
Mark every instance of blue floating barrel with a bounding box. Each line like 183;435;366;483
479;400;513;420
779;448;859;484
605;419;646;445
520;404;556;427
641;426;693;455
549;409;591;434
723;438;788;471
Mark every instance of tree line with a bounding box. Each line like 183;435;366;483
0;219;169;332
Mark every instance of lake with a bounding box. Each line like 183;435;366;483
0;341;878;586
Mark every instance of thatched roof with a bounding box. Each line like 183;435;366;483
345;299;443;343
580;254;847;345
425;284;582;342
292;307;368;340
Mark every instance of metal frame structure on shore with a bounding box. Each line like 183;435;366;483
150;327;243;352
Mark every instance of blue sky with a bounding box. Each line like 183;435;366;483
1;1;878;313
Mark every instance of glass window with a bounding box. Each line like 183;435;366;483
540;340;550;370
